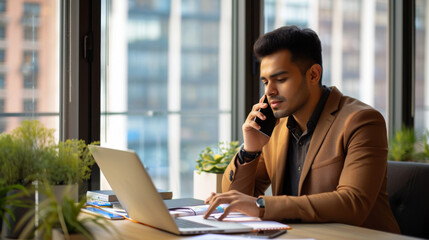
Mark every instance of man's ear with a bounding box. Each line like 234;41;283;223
307;64;322;85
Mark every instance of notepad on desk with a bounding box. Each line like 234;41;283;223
169;203;229;217
168;204;291;231
208;212;292;231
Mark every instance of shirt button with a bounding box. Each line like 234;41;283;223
298;166;301;171
299;141;303;146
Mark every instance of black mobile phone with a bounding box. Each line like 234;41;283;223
241;229;287;239
254;96;277;137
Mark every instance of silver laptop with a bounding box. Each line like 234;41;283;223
89;146;253;235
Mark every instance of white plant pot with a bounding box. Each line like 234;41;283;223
52;228;90;240
37;183;79;203
193;171;223;200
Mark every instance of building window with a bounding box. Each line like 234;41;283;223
22;3;40;40
23;99;37;113
0;25;5;40
0;73;5;88
22;50;38;88
23;3;40;18
22;50;38;75
24;25;39;41
0;49;5;63
0;99;4;112
0;0;6;13
0;99;4;132
23;74;37;89
22;3;40;26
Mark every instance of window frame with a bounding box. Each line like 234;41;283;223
62;0;101;195
388;0;415;136
231;0;263;141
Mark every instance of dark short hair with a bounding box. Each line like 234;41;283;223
254;26;323;79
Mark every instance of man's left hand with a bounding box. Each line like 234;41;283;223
203;190;260;221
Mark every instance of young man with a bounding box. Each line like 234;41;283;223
203;26;400;233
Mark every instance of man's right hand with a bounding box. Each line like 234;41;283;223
242;96;273;153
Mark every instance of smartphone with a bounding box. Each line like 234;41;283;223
253;96;277;137
241;229;287;239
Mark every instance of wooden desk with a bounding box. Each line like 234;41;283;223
87;217;420;240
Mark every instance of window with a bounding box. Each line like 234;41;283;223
0;25;5;40
263;0;389;118
0;0;5;13
22;50;38;89
0;99;4;112
23;3;40;18
23;99;37;113
0;49;4;63
0;73;5;88
22;50;38;75
21;3;40;27
0;1;59;134
23;74;37;89
0;99;4;132
24;25;39;41
22;1;40;41
100;0;232;197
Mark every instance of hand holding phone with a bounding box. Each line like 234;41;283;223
253;96;277;137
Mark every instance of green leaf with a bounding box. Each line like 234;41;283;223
202;163;215;171
214;163;228;169
195;141;240;173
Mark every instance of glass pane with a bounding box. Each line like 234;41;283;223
263;0;389;119
101;0;232;197
0;0;60;135
415;0;426;133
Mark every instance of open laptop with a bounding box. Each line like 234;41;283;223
89;146;253;235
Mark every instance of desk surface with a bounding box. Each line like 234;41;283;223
86;216;420;240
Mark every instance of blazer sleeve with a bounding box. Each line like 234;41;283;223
262;109;389;226
222;153;271;197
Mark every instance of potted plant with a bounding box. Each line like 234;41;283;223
0;123;42;239
194;141;240;200
17;182;116;240
12;120;96;200
39;138;97;202
0;120;97;238
0;185;31;237
388;126;416;162
388;126;429;163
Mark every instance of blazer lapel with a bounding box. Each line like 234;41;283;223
298;87;342;195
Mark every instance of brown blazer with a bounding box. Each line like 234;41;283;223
223;87;400;233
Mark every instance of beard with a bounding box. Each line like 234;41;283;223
271;78;310;119
273;109;290;119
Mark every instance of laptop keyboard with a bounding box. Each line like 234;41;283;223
174;218;215;229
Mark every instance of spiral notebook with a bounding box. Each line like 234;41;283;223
240;221;291;231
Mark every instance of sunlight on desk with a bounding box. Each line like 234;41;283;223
82;213;419;240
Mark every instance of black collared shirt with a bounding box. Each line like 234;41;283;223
283;86;331;196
